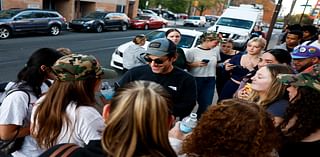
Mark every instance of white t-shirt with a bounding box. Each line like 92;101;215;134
0;89;41;157
30;97;104;156
185;46;220;77
123;43;146;69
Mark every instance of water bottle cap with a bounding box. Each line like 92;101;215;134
190;113;197;118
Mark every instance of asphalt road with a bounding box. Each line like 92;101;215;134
0;25;280;83
0;26;208;82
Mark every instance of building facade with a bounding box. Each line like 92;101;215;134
0;0;139;21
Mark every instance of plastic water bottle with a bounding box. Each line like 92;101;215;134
100;82;114;100
179;113;197;134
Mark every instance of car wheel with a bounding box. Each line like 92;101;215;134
49;25;61;36
120;24;127;31
96;24;103;33
144;24;149;30
0;26;11;39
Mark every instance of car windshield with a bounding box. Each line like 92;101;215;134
146;30;196;49
84;12;106;19
0;10;21;19
216;17;253;29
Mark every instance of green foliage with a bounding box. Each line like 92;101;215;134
287;14;313;25
196;0;225;15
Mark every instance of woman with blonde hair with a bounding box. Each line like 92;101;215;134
220;37;266;100
243;64;294;126
39;80;177;157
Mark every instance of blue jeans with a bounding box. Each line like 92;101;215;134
195;77;215;118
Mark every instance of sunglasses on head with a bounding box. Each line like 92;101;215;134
144;56;167;64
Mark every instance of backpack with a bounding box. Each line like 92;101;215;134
0;88;31;155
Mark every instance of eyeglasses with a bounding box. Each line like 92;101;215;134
144;56;168;64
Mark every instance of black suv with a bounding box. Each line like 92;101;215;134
69;11;130;33
0;9;67;39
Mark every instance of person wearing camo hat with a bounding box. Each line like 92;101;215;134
30;54;117;156
277;64;320;157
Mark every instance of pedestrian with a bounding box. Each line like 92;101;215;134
185;31;220;117
31;54;117;155
118;38;197;119
234;49;292;99
219;37;266;101
216;39;240;96
291;45;320;73
243;64;294;126
0;48;63;157
169;99;280;157
277;64;320;157
275;30;303;53
166;28;188;70
39;81;177;157
123;34;147;71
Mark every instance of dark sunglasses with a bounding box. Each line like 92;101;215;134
144;56;168;64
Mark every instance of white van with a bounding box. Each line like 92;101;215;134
207;6;261;50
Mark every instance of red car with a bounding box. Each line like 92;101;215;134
130;15;167;30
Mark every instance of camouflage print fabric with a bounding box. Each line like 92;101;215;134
52;54;117;81
277;64;320;92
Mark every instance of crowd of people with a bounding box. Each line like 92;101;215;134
0;24;320;157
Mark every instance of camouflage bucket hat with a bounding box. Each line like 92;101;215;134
201;31;222;42
277;64;320;92
52;54;117;81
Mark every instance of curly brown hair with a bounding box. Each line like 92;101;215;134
280;86;320;142
180;99;280;157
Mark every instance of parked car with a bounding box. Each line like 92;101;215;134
274;22;284;29
0;9;67;39
177;13;188;19
149;9;177;20
69;11;129;32
142;9;158;16
130;15;167;30
110;28;203;70
183;16;206;27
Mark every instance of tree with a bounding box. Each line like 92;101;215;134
288;14;313;25
195;0;225;15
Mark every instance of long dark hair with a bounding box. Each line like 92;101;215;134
17;48;63;97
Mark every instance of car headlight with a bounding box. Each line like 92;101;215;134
114;49;123;57
85;20;95;24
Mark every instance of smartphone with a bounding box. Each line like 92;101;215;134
202;59;210;63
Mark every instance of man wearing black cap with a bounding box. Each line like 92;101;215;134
118;38;197;119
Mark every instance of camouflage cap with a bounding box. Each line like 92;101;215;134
52;54;117;81
277;64;320;92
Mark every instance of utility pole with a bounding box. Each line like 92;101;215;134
299;0;311;24
265;0;282;49
284;0;297;26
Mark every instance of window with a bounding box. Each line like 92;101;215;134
18;11;33;19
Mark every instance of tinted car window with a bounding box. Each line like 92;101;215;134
18;12;33;19
146;31;165;41
85;12;107;19
0;10;21;19
34;12;46;18
48;12;59;17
